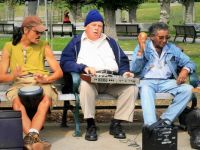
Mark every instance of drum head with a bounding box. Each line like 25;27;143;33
18;86;43;96
18;85;44;112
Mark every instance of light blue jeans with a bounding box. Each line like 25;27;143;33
139;79;193;125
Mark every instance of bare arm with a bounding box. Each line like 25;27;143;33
34;44;63;83
0;48;23;82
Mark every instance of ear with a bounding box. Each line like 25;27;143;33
23;27;29;34
149;35;154;41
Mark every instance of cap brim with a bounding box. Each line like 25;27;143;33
35;24;48;32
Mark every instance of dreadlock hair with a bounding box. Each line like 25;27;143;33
12;27;23;45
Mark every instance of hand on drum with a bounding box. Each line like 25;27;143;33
34;74;49;83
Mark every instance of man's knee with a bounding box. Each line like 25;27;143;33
180;84;193;95
140;85;152;93
130;86;138;97
12;98;23;111
80;81;93;93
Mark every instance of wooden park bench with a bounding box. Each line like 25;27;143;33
52;23;75;37
173;25;200;43
0;23;14;34
116;24;140;36
0;51;198;137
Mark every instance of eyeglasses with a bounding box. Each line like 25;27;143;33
31;29;44;35
156;35;171;40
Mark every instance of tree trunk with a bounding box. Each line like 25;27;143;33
76;3;82;21
103;6;118;41
183;0;194;23
159;0;170;23
70;3;83;24
5;0;15;21
27;1;38;16
129;7;137;23
116;9;121;23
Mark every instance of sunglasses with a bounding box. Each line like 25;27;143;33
156;35;171;40
31;29;44;35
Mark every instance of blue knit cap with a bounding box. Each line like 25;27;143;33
84;9;104;27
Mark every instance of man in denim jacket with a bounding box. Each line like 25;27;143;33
130;22;196;126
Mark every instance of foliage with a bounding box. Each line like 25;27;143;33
91;0;144;10
53;0;69;9
64;0;86;9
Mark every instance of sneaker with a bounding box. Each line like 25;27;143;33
32;141;52;150
23;132;41;149
109;120;126;139
24;132;41;144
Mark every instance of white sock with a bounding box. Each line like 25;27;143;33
29;128;39;134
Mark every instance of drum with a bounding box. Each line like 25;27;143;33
18;85;43;119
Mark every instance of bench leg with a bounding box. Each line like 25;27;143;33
183;36;186;42
192;36;195;43
174;36;177;42
61;101;69;127
72;93;81;137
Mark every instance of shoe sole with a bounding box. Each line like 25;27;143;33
85;136;98;141
109;131;126;139
85;138;98;141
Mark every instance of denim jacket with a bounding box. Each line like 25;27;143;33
130;40;196;79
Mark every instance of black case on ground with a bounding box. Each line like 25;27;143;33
0;110;23;149
142;120;177;150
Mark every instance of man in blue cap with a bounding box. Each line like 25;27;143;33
60;9;138;141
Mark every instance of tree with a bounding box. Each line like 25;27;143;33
128;1;143;23
92;0;144;40
180;0;195;23
26;0;38;16
159;0;170;24
65;0;86;23
129;5;137;23
5;0;15;21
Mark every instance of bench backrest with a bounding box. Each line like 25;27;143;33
52;23;74;36
0;23;14;34
116;24;140;36
173;25;185;36
52;24;63;32
184;25;196;37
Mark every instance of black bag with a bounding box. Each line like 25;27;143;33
185;108;200;149
142;119;177;150
0;110;23;149
178;93;197;130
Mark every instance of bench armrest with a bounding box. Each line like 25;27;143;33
189;72;199;88
71;72;80;93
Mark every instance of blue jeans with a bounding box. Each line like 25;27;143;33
139;79;193;125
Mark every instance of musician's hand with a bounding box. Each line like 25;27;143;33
123;72;134;78
34;74;49;83
84;67;96;75
176;68;189;85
